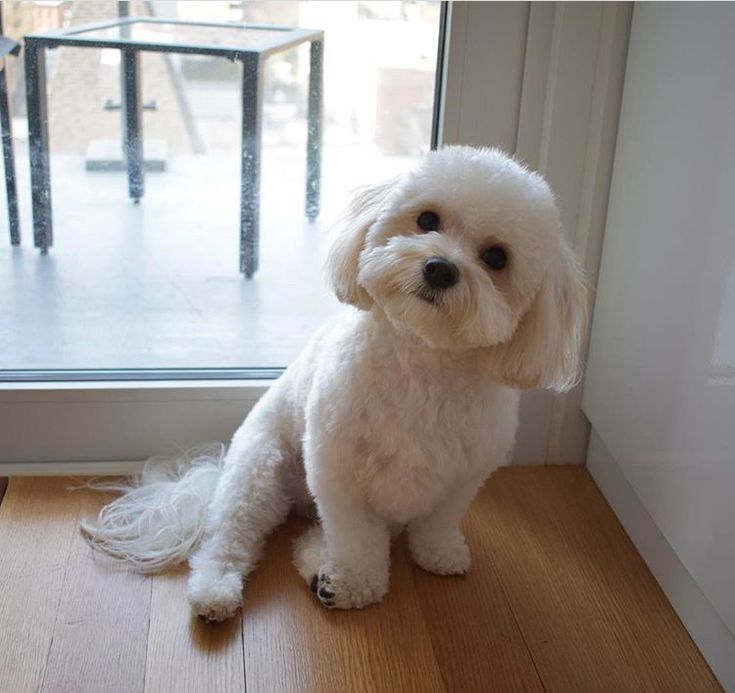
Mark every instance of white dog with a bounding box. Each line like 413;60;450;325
82;146;587;622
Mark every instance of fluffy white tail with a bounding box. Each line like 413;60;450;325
79;444;225;573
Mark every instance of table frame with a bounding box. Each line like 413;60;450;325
0;29;21;246
24;17;324;276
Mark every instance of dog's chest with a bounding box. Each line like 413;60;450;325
353;374;495;522
360;448;449;522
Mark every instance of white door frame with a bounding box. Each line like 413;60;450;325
0;2;632;473
440;1;632;465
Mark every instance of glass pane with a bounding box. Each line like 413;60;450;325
0;0;442;377
71;20;289;49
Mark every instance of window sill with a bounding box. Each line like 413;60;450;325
0;378;273;469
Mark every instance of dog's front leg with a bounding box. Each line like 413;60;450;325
407;476;486;576
309;487;391;610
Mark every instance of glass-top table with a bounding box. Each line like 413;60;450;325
24;18;324;275
74;22;283;49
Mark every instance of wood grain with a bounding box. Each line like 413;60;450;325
480;466;722;693
242;518;447;693
144;567;245;693
0;470;723;693
41;488;151;693
413;515;545;692
0;479;81;693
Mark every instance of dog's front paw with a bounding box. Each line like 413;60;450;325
309;562;387;610
187;560;242;622
408;530;471;576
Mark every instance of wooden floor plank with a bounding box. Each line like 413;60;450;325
144;568;245;693
41;488;152;693
0;479;81;693
242;518;447;693
481;467;722;693
413;512;545;693
0;470;722;693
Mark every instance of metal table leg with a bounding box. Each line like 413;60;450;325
305;39;323;223
240;54;263;277
122;47;144;203
0;66;19;245
25;42;52;252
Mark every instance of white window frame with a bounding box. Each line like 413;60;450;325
0;2;632;473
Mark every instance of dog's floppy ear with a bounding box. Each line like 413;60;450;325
326;180;396;309
488;240;588;392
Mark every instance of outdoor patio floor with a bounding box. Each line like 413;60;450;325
0;147;408;373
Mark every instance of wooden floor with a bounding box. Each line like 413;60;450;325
0;467;722;693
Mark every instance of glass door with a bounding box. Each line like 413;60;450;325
0;0;444;381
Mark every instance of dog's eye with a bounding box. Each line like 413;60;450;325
417;211;440;232
481;245;508;271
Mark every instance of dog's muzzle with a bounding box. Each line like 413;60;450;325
423;257;459;290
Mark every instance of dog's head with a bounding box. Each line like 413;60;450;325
326;146;587;392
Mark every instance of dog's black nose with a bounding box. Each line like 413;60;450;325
423;257;459;289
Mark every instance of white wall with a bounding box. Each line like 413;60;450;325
583;4;735;688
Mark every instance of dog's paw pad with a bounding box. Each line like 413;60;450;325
311;564;387;610
314;573;338;608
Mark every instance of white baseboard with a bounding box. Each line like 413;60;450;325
587;431;735;692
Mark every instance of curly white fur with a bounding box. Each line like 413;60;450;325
79;445;225;572
82;146;587;621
